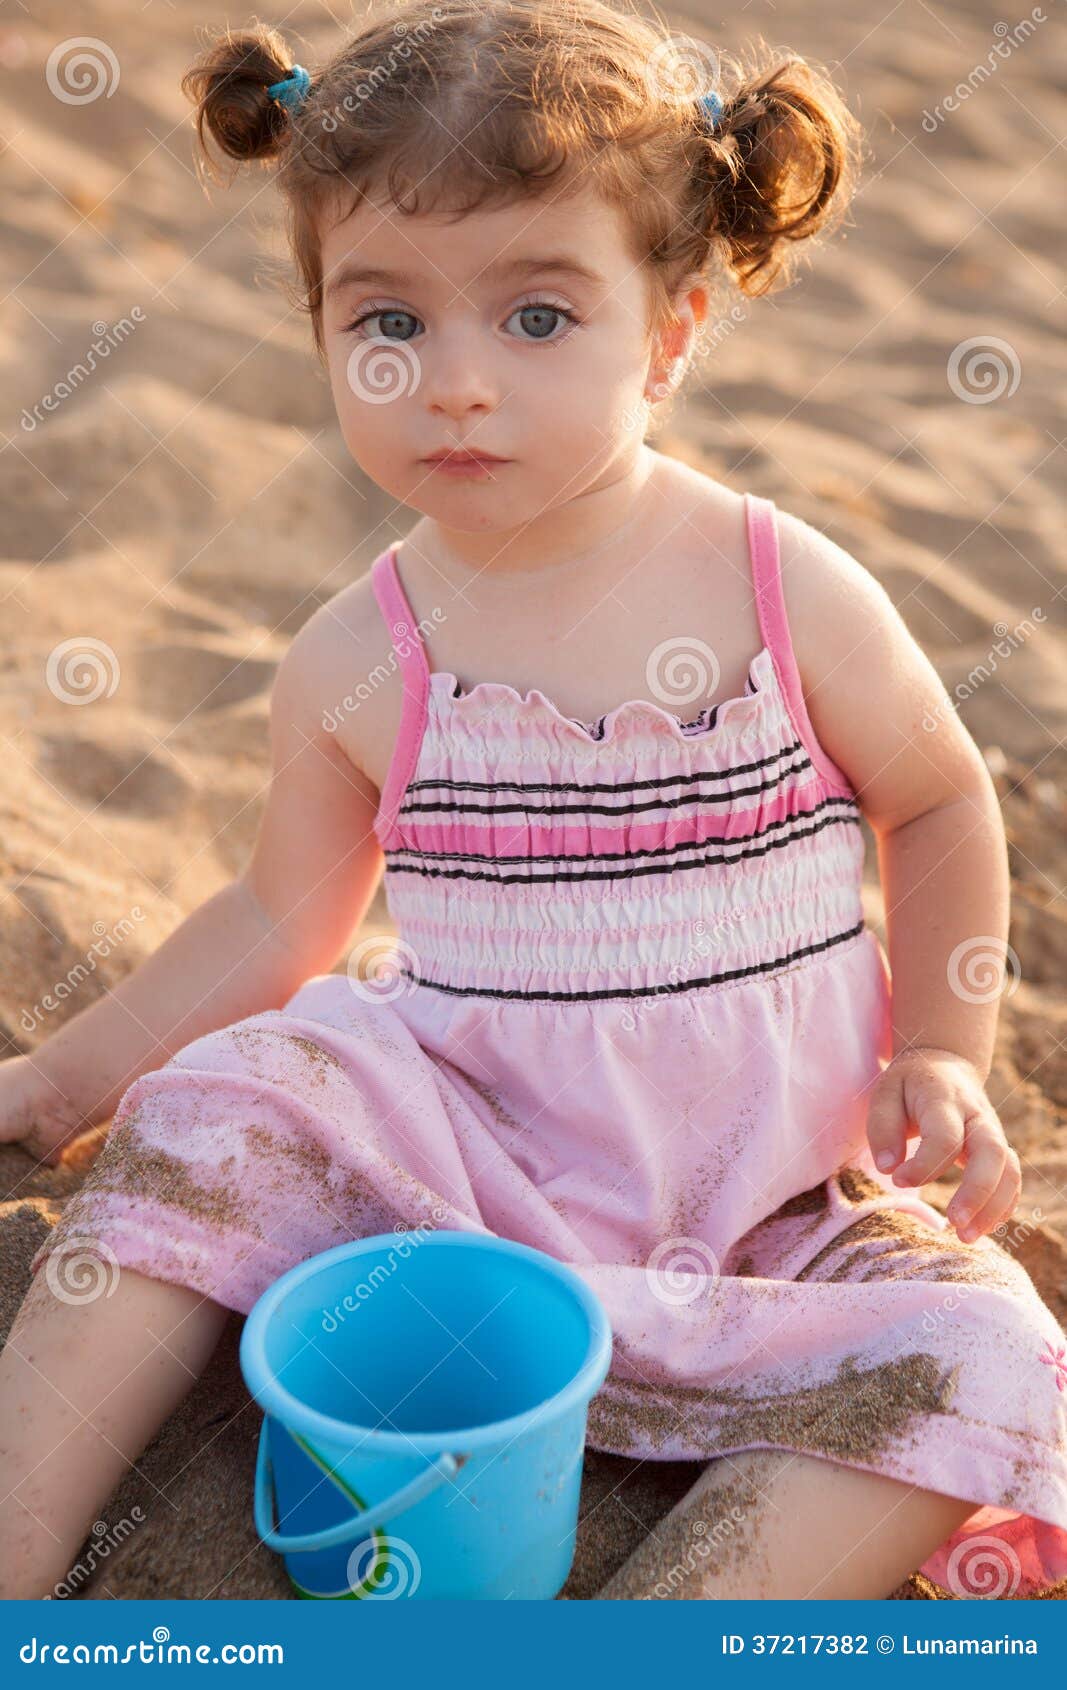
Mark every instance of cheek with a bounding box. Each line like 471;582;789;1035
327;347;413;466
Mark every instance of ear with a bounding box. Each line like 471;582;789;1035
645;279;711;402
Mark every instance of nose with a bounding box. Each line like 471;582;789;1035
421;327;499;424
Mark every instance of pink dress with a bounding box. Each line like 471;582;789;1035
31;494;1067;1598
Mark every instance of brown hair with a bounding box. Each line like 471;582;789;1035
182;0;862;366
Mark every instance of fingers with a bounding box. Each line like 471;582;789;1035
943;1121;1007;1232
948;1141;1022;1243
865;1071;912;1173
889;1096;964;1187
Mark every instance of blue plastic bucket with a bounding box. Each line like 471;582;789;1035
240;1230;612;1599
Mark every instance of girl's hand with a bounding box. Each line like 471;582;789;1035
0;1055;91;1168
865;1046;1022;1244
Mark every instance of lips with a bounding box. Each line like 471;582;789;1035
422;449;508;466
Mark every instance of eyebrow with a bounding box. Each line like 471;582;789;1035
323;252;607;302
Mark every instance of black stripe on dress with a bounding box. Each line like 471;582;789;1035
393;919;869;1002
385;801;861;885
403;738;805;798
398;754;814;822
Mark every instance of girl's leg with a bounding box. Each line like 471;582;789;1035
596;1446;977;1599
0;1264;230;1598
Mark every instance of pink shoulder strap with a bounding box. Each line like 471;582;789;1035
369;541;430;843
744;493;853;793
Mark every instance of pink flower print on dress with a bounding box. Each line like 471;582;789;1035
1039;1339;1067;1392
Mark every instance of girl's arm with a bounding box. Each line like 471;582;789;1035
3;609;386;1164
777;509;1022;1244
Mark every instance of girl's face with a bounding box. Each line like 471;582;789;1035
319;181;671;535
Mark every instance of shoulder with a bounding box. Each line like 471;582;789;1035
769;502;990;824
270;562;402;792
773;506;898;644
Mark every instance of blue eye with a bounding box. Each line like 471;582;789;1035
350;308;421;340
505;304;575;341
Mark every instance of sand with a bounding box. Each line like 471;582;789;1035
1;0;1065;1600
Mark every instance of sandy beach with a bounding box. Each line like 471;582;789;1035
1;0;1064;1598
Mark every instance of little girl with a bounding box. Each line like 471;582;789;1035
2;0;1065;1602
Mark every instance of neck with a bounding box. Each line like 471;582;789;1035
415;444;657;579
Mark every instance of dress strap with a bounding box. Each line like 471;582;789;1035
744;492;853;793
369;541;431;844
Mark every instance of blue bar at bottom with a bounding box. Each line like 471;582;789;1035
0;1598;1057;1684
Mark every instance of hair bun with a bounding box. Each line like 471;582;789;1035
181;25;305;169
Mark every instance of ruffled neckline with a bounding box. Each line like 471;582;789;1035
429;644;774;745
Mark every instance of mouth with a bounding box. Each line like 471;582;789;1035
420;448;510;477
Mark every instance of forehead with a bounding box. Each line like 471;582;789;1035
318;180;640;302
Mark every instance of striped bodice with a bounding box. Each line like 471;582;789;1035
369;495;866;1004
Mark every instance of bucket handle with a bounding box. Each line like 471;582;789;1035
254;1418;462;1553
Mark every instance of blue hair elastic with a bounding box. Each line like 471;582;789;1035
267;63;311;113
698;90;724;131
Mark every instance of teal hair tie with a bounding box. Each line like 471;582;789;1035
698;90;724;131
267;63;311;113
